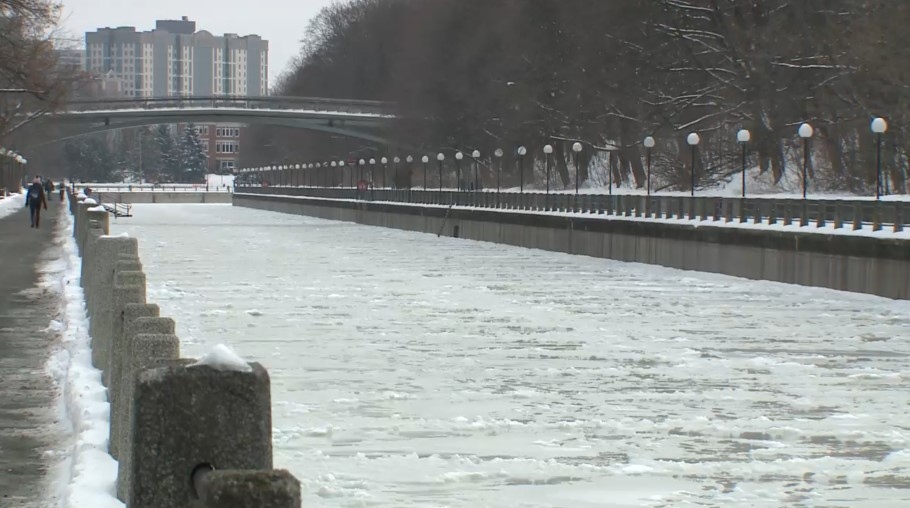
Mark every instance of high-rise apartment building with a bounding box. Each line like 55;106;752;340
85;17;268;98
84;17;269;172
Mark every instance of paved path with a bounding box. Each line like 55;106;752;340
0;203;63;508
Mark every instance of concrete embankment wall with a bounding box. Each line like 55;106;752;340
234;193;910;301
93;191;232;204
69;194;300;508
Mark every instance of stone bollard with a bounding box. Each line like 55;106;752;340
115;330;180;502
75;202;94;252
87;238;139;377
108;306;163;458
92;272;145;374
195;470;301;508
112;317;176;456
128;362;273;508
81;222;105;310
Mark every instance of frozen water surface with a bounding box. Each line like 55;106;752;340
111;204;910;507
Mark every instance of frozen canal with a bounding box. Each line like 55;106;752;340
111;204;910;507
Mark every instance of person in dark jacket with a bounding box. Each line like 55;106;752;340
24;177;48;228
43;178;53;201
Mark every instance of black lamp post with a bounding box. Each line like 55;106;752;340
643;136;655;196
572;142;582;194
471;150;480;191
798;123;813;200
494;148;503;204
455;151;464;191
872;117;888;199
686;133;700;197
381;157;388;188
736;129;750;198
437;153;444;191
517;146;527;193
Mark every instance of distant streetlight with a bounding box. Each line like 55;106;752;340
543;144;553;197
358;159;365;188
517;146;527;193
369;158;376;186
736;129;750;198
455;151;464;191
337;160;345;188
872;117;888;199
421;155;429;190
643;136;655;196
572;142;583;195
393;156;401;189
494;148;504;201
381;156;388;188
686;133;700;197
798;123;813;199
437;152;445;191
470;150;480;191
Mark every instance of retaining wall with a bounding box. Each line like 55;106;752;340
92;192;232;204
69;193;299;508
234;192;910;300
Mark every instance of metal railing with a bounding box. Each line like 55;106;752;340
64;95;396;116
236;186;909;234
86;184;232;193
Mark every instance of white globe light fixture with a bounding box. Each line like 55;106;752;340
407;155;414;163
331;161;337;167
369;158;376;165
393;156;401;164
421;155;429;164
359;159;366;166
437;153;445;161
572;142;582;153
339;160;345;167
517;146;527;156
381;157;388;164
871;117;887;134
643;136;655;149
686;133;700;146
494;148;503;158
471;150;480;158
543;144;553;154
798;123;813;139
455;151;463;160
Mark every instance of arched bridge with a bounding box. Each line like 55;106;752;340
22;95;398;147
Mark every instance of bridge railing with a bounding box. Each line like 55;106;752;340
235;186;909;233
65;95;395;116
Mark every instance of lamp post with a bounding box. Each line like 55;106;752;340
436;152;445;191
572;142;582;194
494;148;503;203
686;133;700;197
643;136;655;196
393;156;401;189
381;156;388;188
455;151;464;191
543;144;553;196
337;161;344;188
517;146;527;193
369;158;376;187
736;129;750;198
798;123;813;199
421;155;429;190
872;117;887;199
471;150;480;191
358;159;365;188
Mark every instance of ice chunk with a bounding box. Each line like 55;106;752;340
190;344;252;372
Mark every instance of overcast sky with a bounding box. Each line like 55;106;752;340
59;0;337;85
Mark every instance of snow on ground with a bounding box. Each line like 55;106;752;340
206;173;234;188
112;204;910;507
43;204;123;508
0;190;23;219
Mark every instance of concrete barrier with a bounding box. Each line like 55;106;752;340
234;192;910;301
65;190;300;508
94;191;233;204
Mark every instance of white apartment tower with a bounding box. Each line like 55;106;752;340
85;17;269;98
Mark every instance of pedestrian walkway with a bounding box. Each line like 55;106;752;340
0;204;62;508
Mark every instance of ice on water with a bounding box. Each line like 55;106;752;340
112;204;910;507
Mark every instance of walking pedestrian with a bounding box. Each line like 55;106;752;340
43;178;54;201
58;181;65;202
24;177;48;228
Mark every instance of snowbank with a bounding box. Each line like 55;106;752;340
0;191;23;219
44;205;124;508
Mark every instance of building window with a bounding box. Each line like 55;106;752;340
215;127;239;138
218;160;236;171
215;141;239;154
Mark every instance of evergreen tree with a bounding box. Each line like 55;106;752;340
179;124;209;182
156;125;179;182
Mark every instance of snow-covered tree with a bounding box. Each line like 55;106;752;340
178;124;208;182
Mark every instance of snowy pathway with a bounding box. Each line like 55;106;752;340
112;204;910;507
